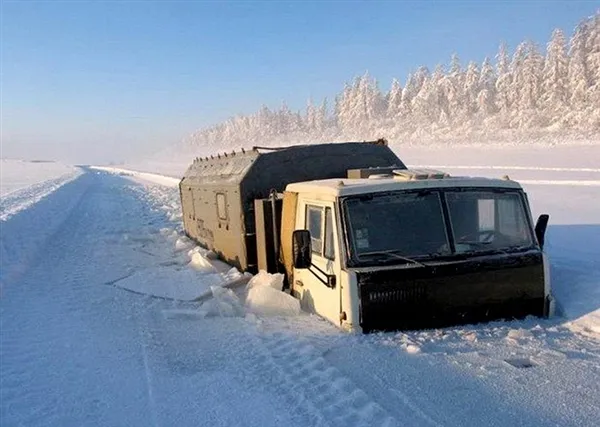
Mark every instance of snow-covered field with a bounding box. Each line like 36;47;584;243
1;144;599;426
0;159;82;221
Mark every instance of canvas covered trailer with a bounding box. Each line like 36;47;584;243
179;140;405;273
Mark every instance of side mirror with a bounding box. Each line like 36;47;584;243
535;214;550;249
292;230;312;269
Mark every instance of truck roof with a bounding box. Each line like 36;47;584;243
285;175;523;197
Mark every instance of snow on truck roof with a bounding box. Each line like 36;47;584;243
286;171;523;197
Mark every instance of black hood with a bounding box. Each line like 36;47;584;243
356;251;545;332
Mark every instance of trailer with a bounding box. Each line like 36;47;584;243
179;140;553;332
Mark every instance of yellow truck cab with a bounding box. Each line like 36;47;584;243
282;171;553;332
179;140;552;332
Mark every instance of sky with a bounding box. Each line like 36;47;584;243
1;1;598;164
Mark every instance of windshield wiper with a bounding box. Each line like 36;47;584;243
456;240;493;247
357;249;427;267
457;242;531;255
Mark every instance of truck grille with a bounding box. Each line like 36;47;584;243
366;285;427;304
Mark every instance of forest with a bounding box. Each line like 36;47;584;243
185;11;599;148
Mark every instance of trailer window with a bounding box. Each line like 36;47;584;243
306;206;323;255
216;193;228;220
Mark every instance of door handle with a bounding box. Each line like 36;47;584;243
295;280;304;287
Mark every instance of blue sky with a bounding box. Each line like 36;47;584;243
2;1;598;164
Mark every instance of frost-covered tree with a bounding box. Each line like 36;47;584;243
184;11;600;150
541;28;569;112
495;42;512;113
412;66;430;95
336;82;355;131
463;61;481;117
305;98;318;132
478;57;497;115
443;54;465;120
585;13;600;116
413;65;447;124
362;75;385;124
521;41;544;110
316;98;329;132
568;20;591;109
400;73;417;116
386;78;403;119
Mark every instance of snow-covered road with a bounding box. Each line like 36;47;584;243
1;167;599;427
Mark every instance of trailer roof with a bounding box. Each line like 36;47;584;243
180;141;404;185
286;176;523;197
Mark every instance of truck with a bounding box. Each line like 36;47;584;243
179;139;553;332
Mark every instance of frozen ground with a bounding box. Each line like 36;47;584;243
1;145;599;427
0;159;82;221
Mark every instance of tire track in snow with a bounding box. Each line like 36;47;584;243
1;172;167;427
137;320;161;427
245;326;404;427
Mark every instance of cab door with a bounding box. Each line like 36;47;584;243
293;200;342;326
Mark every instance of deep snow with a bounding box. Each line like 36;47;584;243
1;145;600;427
0;159;82;221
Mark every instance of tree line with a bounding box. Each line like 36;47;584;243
185;11;599;149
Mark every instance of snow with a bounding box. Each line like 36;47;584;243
245;271;302;316
0;159;82;221
1;144;600;427
90;165;180;187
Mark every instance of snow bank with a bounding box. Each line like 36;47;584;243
0;159;80;197
198;286;246;317
0;160;82;221
188;249;218;273
245;271;301;316
110;240;250;301
90;166;180;188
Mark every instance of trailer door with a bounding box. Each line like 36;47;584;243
294;201;342;326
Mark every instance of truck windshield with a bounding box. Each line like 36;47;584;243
343;189;535;266
344;192;450;264
446;190;533;253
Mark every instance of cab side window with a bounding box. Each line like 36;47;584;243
306;206;323;255
306;205;336;260
324;207;335;260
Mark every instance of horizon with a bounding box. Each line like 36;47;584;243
2;1;598;164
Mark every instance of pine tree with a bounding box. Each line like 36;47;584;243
305;98;318;132
362;74;385;124
400;73;417;116
442;54;464;121
495;42;512;114
478;57;497;115
336;82;355;131
387;78;403;119
464;61;481;117
542;28;569;112
568;19;591;109
585;13;600;116
317;98;329;132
